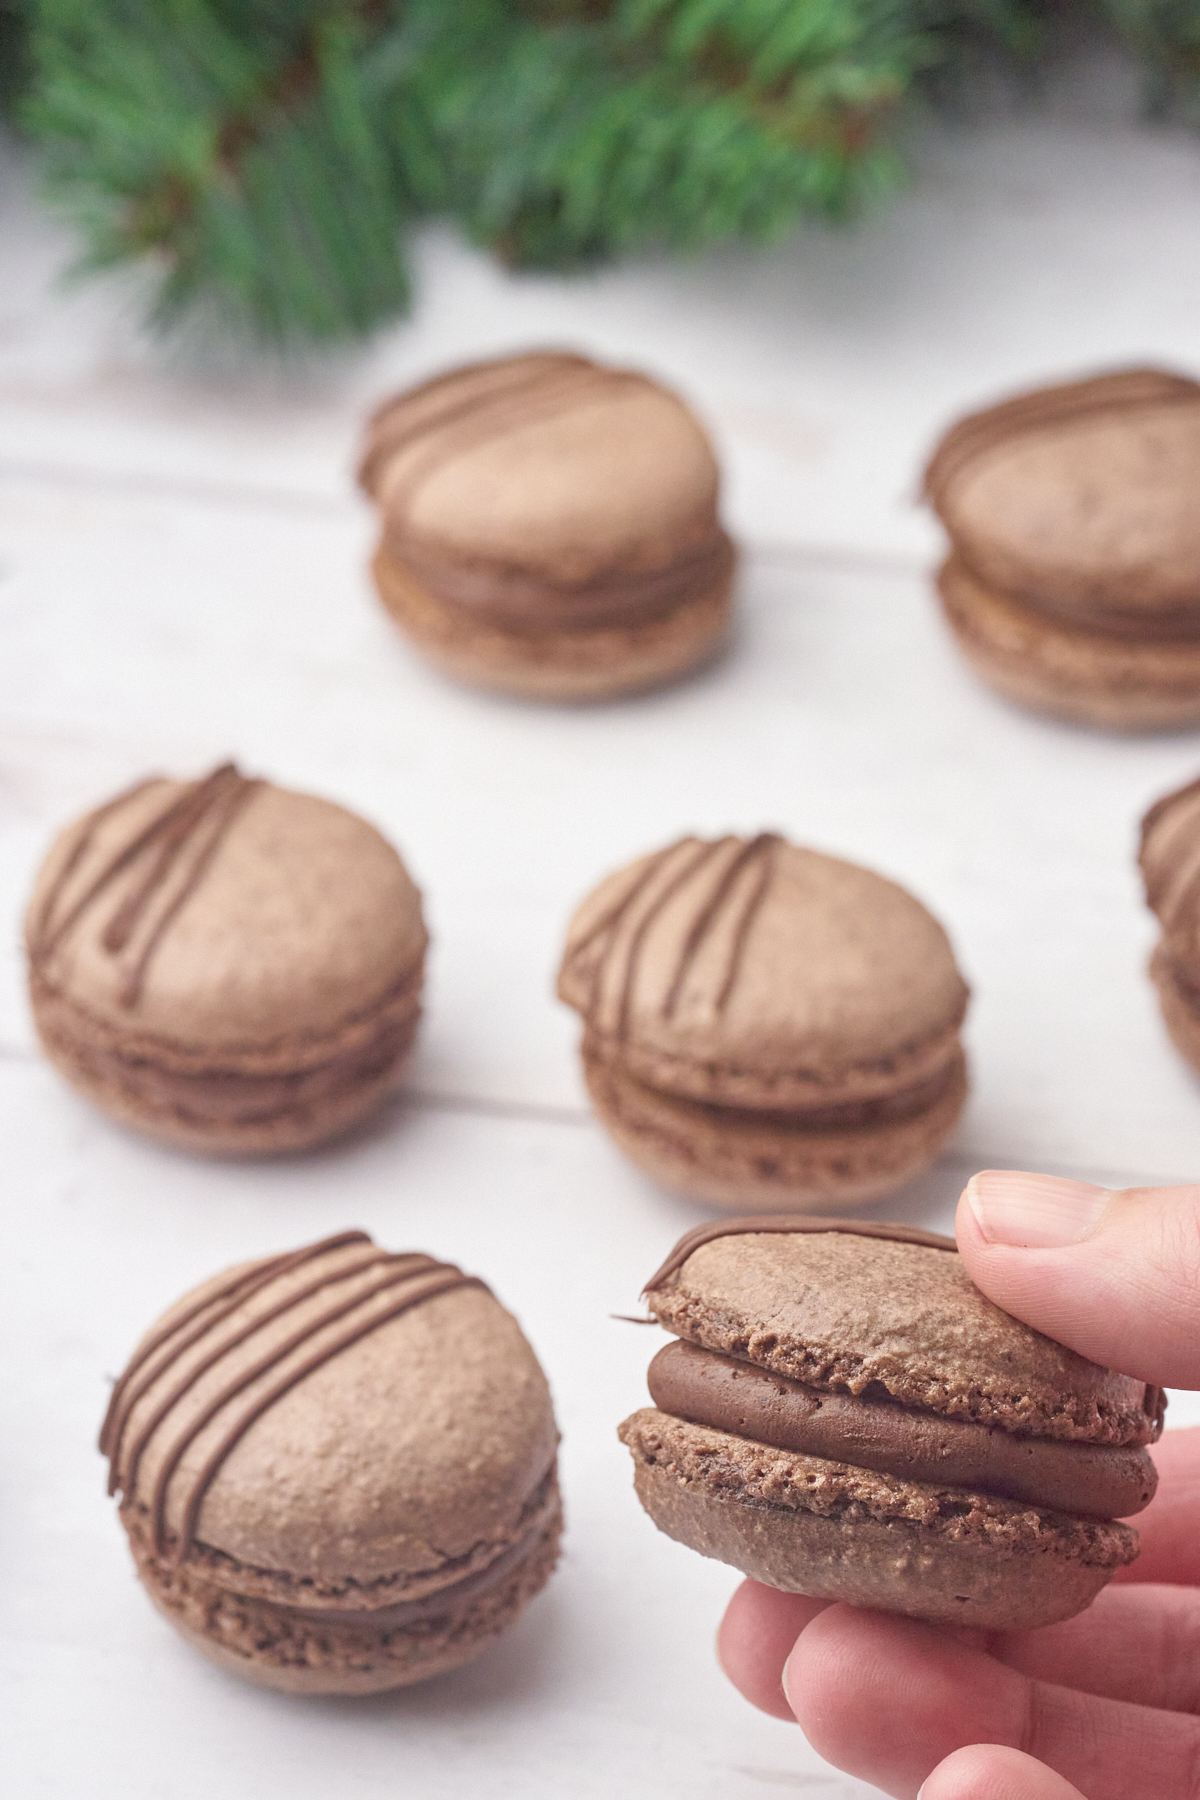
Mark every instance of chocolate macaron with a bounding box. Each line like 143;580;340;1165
557;834;969;1210
925;367;1200;730
357;351;734;701
25;763;427;1154
102;1230;561;1693
619;1217;1162;1630
1139;772;1200;1076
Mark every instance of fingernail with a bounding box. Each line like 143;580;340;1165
966;1170;1110;1248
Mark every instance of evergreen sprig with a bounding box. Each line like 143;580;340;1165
3;0;1195;345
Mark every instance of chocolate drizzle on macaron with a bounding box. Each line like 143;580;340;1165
559;835;969;1210
620;1217;1161;1630
567;832;781;1039
29;763;262;1010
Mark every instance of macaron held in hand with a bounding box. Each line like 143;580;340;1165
558;833;969;1210
358;351;735;701
925;367;1200;730
101;1231;561;1693
25;764;427;1154
619;1218;1162;1632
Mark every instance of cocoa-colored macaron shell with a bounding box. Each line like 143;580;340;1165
937;554;1200;733
618;1408;1136;1632
645;1225;1158;1444
1140;774;1200;1075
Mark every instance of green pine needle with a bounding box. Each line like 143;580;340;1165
8;0;1200;344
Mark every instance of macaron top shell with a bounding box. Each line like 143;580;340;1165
26;769;427;1052
558;835;968;1108
104;1235;558;1589
924;368;1200;626
359;352;723;590
645;1221;1162;1447
1140;775;1200;952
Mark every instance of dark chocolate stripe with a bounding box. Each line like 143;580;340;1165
117;1249;422;1502
29;777;157;952
643;1215;957;1294
564;838;713;1037
362;355;640;518
662;834;779;1020
358;353;592;493
924;367;1200;504
613;839;729;1041
564;835;783;1044
567;842;684;966
116;773;261;1008
31;762;263;1011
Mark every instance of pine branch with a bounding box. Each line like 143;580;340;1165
1;0;31;109
23;0;410;341
399;0;950;267
1101;0;1200;115
11;0;1200;346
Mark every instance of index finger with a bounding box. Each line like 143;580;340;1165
1113;1426;1200;1587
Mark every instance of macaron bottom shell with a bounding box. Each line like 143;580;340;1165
583;1044;968;1211
371;544;733;703
29;972;422;1156
619;1409;1136;1633
123;1475;563;1695
937;556;1200;732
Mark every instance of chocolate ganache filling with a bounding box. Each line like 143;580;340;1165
648;1340;1157;1520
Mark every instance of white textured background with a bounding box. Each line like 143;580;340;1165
3;58;1200;1800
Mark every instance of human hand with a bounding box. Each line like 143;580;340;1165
716;1171;1200;1799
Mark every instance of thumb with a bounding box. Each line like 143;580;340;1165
955;1171;1200;1389
919;1745;1088;1799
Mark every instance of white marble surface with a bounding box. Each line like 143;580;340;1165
3;72;1200;1800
